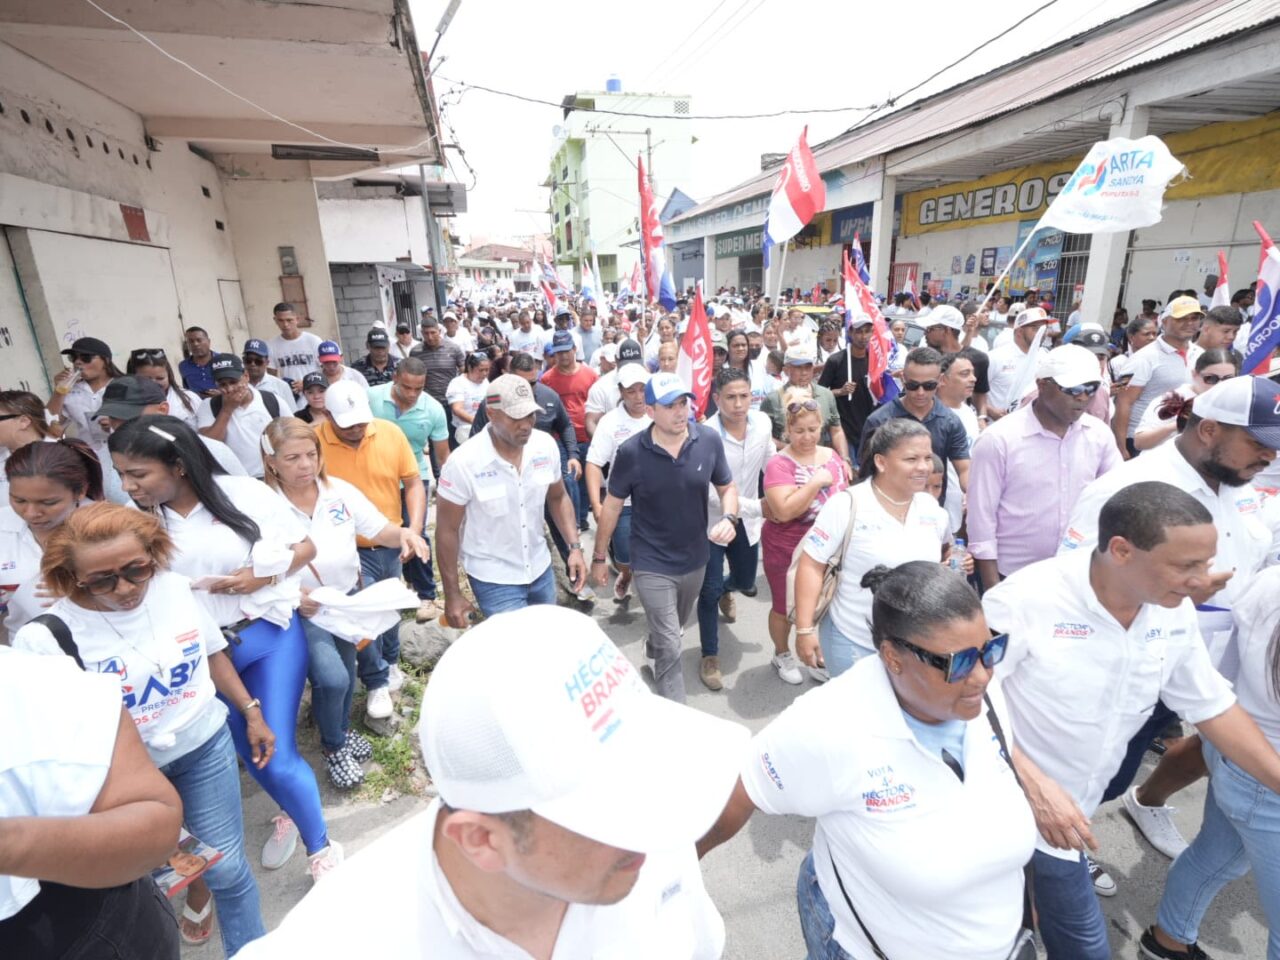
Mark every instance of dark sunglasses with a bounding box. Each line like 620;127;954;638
241;354;267;365
130;348;167;363
1055;381;1101;398
1200;373;1235;385
891;632;1009;683
71;352;101;364
787;399;820;414
903;379;939;392
76;560;156;597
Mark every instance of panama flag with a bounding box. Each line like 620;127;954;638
762;127;826;269
638;156;665;299
580;260;597;301
902;266;920;310
540;278;558;314
843;249;899;404
676;285;714;417
851;232;872;285
1240;221;1280;375
1211;251;1231;309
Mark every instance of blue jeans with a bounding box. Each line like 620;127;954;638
696;520;759;656
160;726;265;957
468;564;557;617
401;478;437;600
356;544;405;690
819;614;873;679
1031;849;1110;960
575;470;590;528
301;614;357;754
1157;741;1280;958
796;850;854;960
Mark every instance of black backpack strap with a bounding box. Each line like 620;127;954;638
260;389;280;417
985;692;1037;935
31;613;83;670
211;394;223;418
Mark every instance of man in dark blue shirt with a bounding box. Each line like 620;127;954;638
859;346;971;503
179;325;218;396
592;372;739;702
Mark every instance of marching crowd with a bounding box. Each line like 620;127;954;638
3;280;1280;960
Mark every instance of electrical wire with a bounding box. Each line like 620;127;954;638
431;75;880;120
80;0;442;155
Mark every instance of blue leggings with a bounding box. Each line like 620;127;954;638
218;614;329;855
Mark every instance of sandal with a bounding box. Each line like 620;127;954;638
326;748;365;789
180;894;214;946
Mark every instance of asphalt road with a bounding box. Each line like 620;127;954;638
193;563;1268;959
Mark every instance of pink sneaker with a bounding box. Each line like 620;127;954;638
308;840;344;883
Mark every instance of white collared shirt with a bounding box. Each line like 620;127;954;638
1125;336;1192;437
743;658;1036;960
985;341;1047;412
196;390;275;478
234;799;725;960
437;428;563;584
984;551;1236;859
0;505;49;639
61;379;111;455
280;478;388;593
704;410;773;544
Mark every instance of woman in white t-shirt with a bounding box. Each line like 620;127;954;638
106;416;338;887
1133;348;1239;451
0;439;102;643
445;352;491;447
262;418;428;789
0;390;56;505
698;561;1036;960
793;419;952;677
127;347;200;429
13;504;268;956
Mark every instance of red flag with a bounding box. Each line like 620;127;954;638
811;282;825;304
540;277;558;314
1211;250;1231;309
677;286;714;417
638;156;664;301
844;250;897;402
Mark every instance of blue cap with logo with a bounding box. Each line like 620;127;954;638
645;371;695;407
548;330;576;354
242;338;270;358
1193;374;1280;448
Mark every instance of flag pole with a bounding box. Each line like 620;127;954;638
978;221;1043;311
776;242;789;309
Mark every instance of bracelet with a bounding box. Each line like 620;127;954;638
240;698;262;715
567;542;583;552
795;626;817;636
591;555;608;564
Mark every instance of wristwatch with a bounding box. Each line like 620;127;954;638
567;542;583;552
240;698;262;715
722;512;739;525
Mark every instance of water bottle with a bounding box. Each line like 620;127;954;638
949;537;968;574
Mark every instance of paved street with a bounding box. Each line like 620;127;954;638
201;565;1269;960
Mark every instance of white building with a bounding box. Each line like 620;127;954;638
547;78;693;292
0;0;443;392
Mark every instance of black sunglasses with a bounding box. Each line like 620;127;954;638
903;379;939;392
1055;382;1101;398
76;560;156;597
1200;373;1235;386
891;632;1009;683
71;352;100;364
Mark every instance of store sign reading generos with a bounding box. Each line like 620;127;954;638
918;171;1075;227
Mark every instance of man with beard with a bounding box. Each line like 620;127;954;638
1057;375;1280;890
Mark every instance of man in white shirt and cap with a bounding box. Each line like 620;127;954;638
986;306;1051;418
234;606;747;960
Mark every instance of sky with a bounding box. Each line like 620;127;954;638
406;0;1156;245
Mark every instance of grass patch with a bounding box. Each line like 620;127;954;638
354;673;427;801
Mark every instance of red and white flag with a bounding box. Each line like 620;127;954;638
1211;251;1231;309
762;127;826;268
844;250;899;403
638;156;665;301
677;285;714;418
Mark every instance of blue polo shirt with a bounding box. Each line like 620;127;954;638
179;356;216;394
858;395;971;501
608;423;732;575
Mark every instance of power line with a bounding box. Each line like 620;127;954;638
433;75;880;121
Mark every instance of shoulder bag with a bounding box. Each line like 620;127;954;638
785;487;857;626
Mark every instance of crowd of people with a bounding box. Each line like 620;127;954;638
3;277;1280;960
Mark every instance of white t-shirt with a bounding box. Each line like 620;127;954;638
1231;566;1280;748
165;385;202;429
235;799;725;960
330;365;370;391
446;329;476;354
14;572;229;767
437;428;562;584
0;505;49;639
160;474;309;627
507;325;549;356
748;358;781;409
252;373;297;415
281;478;387;593
196;390;275;478
1124;337;1192;438
584;370;620;418
802;482;949;648
586;407;652;506
445;374;489;444
943;401;981;533
392;337;421;360
985;341;1046;412
267;332;323;391
985;550;1236;859
743;659;1036;960
0;647;122;921
61;379;111;456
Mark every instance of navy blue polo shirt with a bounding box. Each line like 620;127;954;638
858;396;970;501
179;356;216;394
608;422;732;575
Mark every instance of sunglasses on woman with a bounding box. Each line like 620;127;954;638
76;560;157;596
890;632;1009;683
1200;373;1234;385
71;352;100;364
787;399;820;414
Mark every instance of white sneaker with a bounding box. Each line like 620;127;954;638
1086;855;1117;897
262;815;298;870
1123;786;1189;859
808;665;830;683
308;840;344;883
772;652;804;685
366;686;393;720
387;664;406;693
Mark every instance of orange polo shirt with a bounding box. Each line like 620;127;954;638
315;418;419;546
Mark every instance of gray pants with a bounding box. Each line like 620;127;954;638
632;568;705;702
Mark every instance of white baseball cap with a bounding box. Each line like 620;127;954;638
1015;306;1051;328
1192;375;1280;448
325;380;372;428
924;304;964;332
617;365;649;389
1039;344;1102;389
420;606;747;852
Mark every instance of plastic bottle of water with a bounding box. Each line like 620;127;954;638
949;537;968;574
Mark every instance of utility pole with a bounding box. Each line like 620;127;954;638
418;164;446;324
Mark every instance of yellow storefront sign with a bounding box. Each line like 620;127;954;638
902;110;1280;236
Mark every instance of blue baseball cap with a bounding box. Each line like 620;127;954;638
1193;375;1280;448
645;372;695;406
548;330;576;354
318;340;342;360
242;338;270;358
